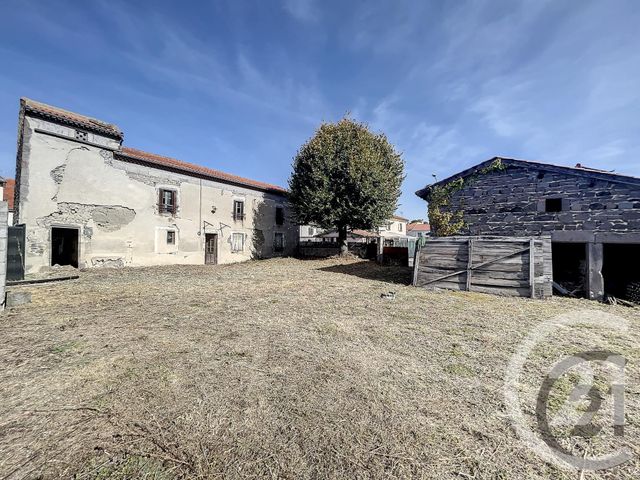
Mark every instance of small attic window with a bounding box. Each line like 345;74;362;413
75;130;88;142
545;198;563;213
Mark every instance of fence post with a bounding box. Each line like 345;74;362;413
466;238;474;291
376;236;384;264
529;238;535;298
412;241;421;286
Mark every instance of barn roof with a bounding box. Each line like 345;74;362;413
415;156;640;200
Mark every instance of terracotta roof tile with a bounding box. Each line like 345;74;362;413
3;178;14;210
21;98;123;139
407;223;430;232
117;147;287;194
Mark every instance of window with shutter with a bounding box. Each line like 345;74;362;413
231;233;244;252
159;189;177;214
233;200;245;221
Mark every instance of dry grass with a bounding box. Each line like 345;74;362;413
0;257;638;479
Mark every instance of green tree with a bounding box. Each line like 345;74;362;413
288;118;404;255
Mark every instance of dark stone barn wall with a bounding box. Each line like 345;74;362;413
441;166;640;236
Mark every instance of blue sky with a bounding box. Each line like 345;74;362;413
1;0;639;220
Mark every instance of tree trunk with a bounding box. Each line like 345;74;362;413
337;225;348;256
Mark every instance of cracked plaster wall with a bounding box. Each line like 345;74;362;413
18;116;297;272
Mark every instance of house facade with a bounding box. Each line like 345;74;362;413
416;157;640;301
407;223;430;238
14;98;297;273
378;214;409;238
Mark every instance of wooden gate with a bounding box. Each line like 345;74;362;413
412;236;552;298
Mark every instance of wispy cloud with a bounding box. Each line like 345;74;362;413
1;0;639;219
282;0;319;22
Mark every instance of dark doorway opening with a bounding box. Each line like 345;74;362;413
552;242;587;297
51;227;79;268
603;243;640;303
7;224;26;281
205;233;218;265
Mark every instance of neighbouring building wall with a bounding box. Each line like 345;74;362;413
441;166;640;237
0;202;7;309
379;218;408;237
299;224;327;241
17;115;297;273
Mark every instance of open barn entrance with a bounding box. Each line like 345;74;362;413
51;227;79;268
552;242;587;297
603;243;640;303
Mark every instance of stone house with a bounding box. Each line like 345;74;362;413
13;98;297;273
416;157;640;302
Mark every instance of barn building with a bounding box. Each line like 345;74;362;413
416;157;640;302
12;98;297;274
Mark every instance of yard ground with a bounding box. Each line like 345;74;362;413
0;258;638;479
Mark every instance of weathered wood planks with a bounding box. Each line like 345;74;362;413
413;236;553;299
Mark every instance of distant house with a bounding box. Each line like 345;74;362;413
407;223;430;238
299;224;328;241
315;228;378;243
377;214;409;238
312;214;409;243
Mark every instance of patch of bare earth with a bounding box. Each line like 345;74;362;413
0;258;638;479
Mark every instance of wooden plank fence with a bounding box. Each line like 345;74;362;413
412;236;552;298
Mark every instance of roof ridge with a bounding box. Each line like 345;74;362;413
416;156;640;199
21;97;123;138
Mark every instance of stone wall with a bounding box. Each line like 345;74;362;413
440;166;640;237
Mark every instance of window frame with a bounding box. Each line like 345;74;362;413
158;188;177;215
274;232;285;253
166;230;176;245
231;232;245;252
275;206;284;226
233;200;245;221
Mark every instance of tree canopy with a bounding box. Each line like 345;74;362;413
288;118;404;251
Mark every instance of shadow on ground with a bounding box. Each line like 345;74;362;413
317;260;412;285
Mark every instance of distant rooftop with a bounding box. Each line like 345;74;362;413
407;223;430;232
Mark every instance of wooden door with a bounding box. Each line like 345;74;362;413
205;233;218;265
